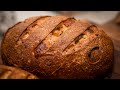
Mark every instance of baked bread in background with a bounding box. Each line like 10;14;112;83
1;15;114;79
0;65;38;79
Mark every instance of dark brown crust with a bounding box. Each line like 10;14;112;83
1;16;42;65
0;65;38;79
62;25;101;55
48;21;91;52
16;16;51;43
19;16;69;49
1;15;114;79
34;18;75;58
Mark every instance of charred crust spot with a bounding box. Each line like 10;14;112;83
74;34;87;44
95;34;99;36
87;28;94;33
31;23;38;28
88;46;100;64
36;43;47;52
35;43;47;59
65;44;74;50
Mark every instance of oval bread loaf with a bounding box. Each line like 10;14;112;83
1;16;114;79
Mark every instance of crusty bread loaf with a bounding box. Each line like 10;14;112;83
0;65;38;79
1;15;114;79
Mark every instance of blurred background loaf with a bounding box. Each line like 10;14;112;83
0;65;38;79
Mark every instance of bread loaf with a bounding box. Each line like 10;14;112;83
0;65;38;79
1;16;114;79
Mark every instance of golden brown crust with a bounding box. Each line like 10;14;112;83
34;18;75;58
48;21;91;52
1;15;114;79
0;65;38;79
